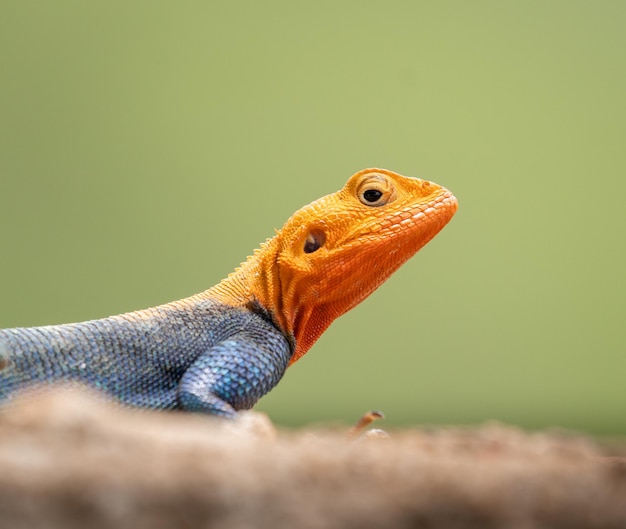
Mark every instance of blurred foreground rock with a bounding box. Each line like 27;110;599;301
0;388;624;529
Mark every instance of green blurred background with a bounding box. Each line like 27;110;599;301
1;1;624;434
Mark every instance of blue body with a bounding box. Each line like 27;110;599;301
0;298;292;417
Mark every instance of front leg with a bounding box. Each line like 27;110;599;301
177;328;292;418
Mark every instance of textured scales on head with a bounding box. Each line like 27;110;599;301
210;168;458;364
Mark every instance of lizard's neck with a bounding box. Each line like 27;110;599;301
207;237;288;332
207;236;325;363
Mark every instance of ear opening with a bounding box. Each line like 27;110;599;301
303;229;326;254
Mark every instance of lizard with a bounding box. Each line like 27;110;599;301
0;168;457;418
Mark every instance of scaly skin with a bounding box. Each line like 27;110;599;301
0;168;457;417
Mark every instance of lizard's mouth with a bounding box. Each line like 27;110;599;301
378;189;458;238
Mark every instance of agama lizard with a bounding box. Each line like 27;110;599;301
0;169;457;418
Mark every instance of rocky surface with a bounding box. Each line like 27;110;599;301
0;388;624;529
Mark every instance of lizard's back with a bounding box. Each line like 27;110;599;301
0;297;287;410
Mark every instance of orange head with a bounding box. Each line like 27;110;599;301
213;168;458;363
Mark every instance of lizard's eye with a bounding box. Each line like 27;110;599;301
357;175;394;207
362;189;383;203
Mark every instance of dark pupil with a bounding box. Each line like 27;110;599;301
363;189;383;203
